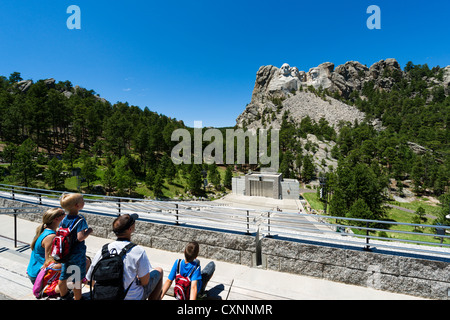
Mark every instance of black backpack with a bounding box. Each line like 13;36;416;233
90;242;136;300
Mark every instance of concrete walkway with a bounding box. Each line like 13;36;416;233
0;214;425;300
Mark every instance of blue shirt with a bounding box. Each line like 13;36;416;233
168;259;202;293
27;228;55;279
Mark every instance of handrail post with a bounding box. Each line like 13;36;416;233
117;198;121;215
364;221;371;251
246;210;250;235
175;203;179;225
267;211;271;238
14;209;17;248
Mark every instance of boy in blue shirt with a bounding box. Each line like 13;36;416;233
58;193;93;300
161;241;215;300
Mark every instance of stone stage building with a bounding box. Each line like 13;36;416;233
232;171;299;200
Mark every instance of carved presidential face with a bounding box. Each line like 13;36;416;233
290;67;299;78
280;63;291;76
310;68;319;80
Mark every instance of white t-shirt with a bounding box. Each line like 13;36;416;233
86;240;152;300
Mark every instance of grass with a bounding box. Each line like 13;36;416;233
302;192;324;212
390;199;441;217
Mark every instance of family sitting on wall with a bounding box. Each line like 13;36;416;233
26;193;215;300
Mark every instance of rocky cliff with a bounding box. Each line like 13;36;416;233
236;59;450;131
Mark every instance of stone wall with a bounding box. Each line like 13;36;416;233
233;173;299;200
231;177;245;196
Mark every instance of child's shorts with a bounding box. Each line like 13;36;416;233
60;254;86;285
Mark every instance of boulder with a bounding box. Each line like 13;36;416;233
16;80;33;92
443;65;450;94
44;78;56;89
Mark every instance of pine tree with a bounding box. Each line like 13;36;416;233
63;143;77;170
45;157;63;189
10;138;38;187
153;173;164;199
208;164;221;190
301;155;315;183
189;165;204;196
114;156;135;195
224;166;233;189
102;166;115;195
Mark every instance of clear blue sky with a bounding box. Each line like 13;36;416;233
1;0;449;127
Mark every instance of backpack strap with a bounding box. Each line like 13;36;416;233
176;259;200;279
120;242;137;299
119;242;136;258
176;259;182;275
188;261;200;279
68;215;83;232
100;243;110;259
123;277;135;299
99;242;135;259
47;262;61;272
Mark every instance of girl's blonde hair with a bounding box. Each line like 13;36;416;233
43;257;61;269
60;193;83;211
30;208;65;251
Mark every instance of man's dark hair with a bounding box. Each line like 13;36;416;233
113;214;138;236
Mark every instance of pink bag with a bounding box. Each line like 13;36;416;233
32;263;61;299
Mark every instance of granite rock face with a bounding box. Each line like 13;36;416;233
248;59;403;104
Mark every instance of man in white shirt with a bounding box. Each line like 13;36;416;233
86;213;163;300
